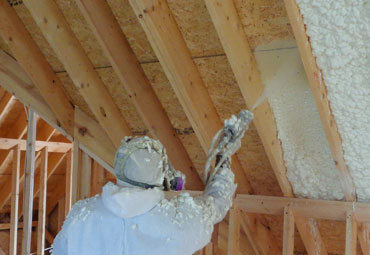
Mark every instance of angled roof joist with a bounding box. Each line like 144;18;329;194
75;0;203;189
0;0;74;135
22;0;131;148
128;0;280;253
204;1;328;255
283;0;369;254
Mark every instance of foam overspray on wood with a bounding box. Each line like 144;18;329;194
297;0;370;201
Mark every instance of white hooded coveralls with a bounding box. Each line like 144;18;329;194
52;163;236;255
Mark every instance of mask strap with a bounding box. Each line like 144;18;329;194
119;174;161;189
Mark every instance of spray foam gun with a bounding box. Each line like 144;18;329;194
204;109;254;185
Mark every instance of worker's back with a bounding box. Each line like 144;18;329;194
52;180;230;255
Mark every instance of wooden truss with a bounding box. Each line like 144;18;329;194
0;0;366;254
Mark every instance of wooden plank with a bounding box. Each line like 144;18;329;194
346;212;357;255
9;144;20;255
75;0;203;189
45;228;54;245
23;0;131;148
91;160;106;196
0;221;38;230
228;207;240;255
283;0;355;201
0;50;68;139
21;109;37;255
57;197;65;232
204;243;213;255
235;194;370;222
65;149;73;215
0;0;74;134
37;147;48;255
203;2;327;255
72;141;81;204
0;93;14;121
283;206;295;255
0;138;72;152
80;152;92;200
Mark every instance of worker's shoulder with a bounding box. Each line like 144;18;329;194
65;195;103;224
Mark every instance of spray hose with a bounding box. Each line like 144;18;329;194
204;109;254;185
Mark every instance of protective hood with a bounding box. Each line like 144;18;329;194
101;182;164;218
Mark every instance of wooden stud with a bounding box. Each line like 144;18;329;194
0;1;74;134
80;152;92;200
65;149;73;215
345;212;357;255
9;145;20;255
21;109;37;255
91;160;106;196
72;141;81;204
75;0;203;189
57;197;65;232
0;138;72;152
204;243;213;255
228;207;240;255
45;228;54;245
23;0;131;148
37;147;48;255
204;1;327;255
283;206;295;255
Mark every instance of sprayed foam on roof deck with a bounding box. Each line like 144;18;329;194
255;45;344;200
297;0;370;201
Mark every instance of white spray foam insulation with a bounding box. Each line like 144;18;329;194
296;0;370;201
254;46;344;200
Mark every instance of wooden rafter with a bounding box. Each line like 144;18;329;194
128;0;280;254
75;0;203;189
23;0;131;148
0;0;74;135
203;1;328;255
283;206;295;255
283;1;370;254
0;49;114;170
345;212;357;255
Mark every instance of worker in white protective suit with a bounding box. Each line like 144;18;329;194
52;110;252;255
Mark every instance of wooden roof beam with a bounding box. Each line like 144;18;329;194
75;0;202;189
204;1;328;255
283;0;369;253
0;0;74;135
0;138;72;153
129;0;279;254
23;0;131;148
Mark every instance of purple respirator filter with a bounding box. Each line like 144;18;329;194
171;177;184;191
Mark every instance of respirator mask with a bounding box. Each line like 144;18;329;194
114;136;185;191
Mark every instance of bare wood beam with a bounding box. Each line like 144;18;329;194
65;149;73;215
23;0;131;148
45;228;54;245
80;152;92;200
21;109;36;255
91;160;106;196
345;212;357;255
0;1;74;134
0;49;115;169
0;138;71;152
283;206;295;255
9;145;20;255
235;194;370;222
37;147;48;255
75;0;203;189
71;141;81;204
0;93;14;121
0;221;38;230
57;197;65;232
129;0;281;253
227;207;240;255
203;1;327;255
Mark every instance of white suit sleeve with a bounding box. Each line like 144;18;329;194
195;157;237;225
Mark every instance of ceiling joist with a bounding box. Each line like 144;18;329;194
0;0;74;135
75;0;203;189
22;0;131;148
204;1;327;255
